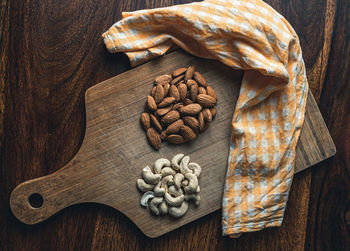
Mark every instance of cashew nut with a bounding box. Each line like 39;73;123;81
169;201;189;218
154;180;166;196
164;192;184;207
142;166;161;184
185;194;200;206
161;175;174;188
159;201;168;215
174;173;185;189
154;158;171;174
161;167;176;176
196;185;200;193
137;179;155;192
184;173;198;194
171;153;184;171
149;197;164;215
140;191;155;207
188;162;201;177
180;156;193;175
182;180;189;187
168;185;184;197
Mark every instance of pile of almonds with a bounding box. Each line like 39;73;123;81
140;65;217;150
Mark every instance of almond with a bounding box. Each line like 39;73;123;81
185;65;195;81
194;72;207;87
161;131;168;141
166;119;184;134
167;134;185;144
202;108;213;122
197;94;216;107
158;97;176;108
163;83;170;96
169;85;180;102
177;80;185;86
180;125;197;141
151;86;156;97
161;110;180;124
140;113;151;131
154;84;165;103
155;74;172;85
179;104;202;115
182;116;199;133
198;87;207;95
147;96;157;111
206;86;217;100
172;67;187;78
173;102;184;110
150;114;162;132
186;79;197;88
190;83;198;102
156;105;173;116
177;83;187;101
210;107;217;117
201;121;210;132
198;111;205;131
147;128;161;150
184;98;193;105
170;75;184;85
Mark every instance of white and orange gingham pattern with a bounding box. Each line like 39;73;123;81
102;0;308;237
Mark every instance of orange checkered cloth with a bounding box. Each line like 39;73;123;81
102;0;308;237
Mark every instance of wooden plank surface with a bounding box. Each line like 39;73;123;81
1;0;349;250
9;50;335;238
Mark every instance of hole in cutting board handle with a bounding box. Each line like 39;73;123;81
28;193;43;208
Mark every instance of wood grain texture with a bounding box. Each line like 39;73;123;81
0;0;348;250
9;50;335;238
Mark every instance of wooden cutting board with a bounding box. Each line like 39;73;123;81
10;50;335;238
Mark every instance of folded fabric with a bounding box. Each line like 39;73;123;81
102;0;308;237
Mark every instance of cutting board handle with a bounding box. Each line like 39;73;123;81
10;159;86;225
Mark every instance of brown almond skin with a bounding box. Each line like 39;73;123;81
166;119;184;134
180;125;197;141
167;134;185;144
206;86;217;100
185;65;195;81
163;83;170;96
140;113;151;131
184;98;193;105
156;105;173;116
210;107;217;117
178;83;187;101
172;67;187;78
190;83;199;102
150;114;162;132
186;79;197;88
170;75;184;85
151;86;156;97
197;94;216;107
203;108;213;122
194;72;207;87
154;84;165;103
183;116;200;133
147;96;157;111
158;97;175;108
161;110;180;124
201;121;210;132
169;84;180;102
198;111;205;131
154;74;172;85
147;128;161;150
161;131;168;141
198;87;207;95
173;103;184;110
179;104;202;115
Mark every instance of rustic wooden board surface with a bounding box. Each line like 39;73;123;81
1;0;349;250
10;50;335;238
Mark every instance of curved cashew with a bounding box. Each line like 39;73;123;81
159;201;168;215
188;162;201;177
174;173;184;189
164;192;184;207
161;167;176;176
161;175;174;187
137;179;155;192
185;194;200;206
196;185;200;193
180;156;193;175
140;191;155;207
142;166;161;184
182;180;189;187
149;197;164;216
171;153;184;171
184;173;198;194
154;180;166;196
168;185;184;197
154;158;171;174
169;201;189;218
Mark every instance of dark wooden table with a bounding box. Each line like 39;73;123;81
1;0;349;250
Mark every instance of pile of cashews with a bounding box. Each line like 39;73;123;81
137;153;201;218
